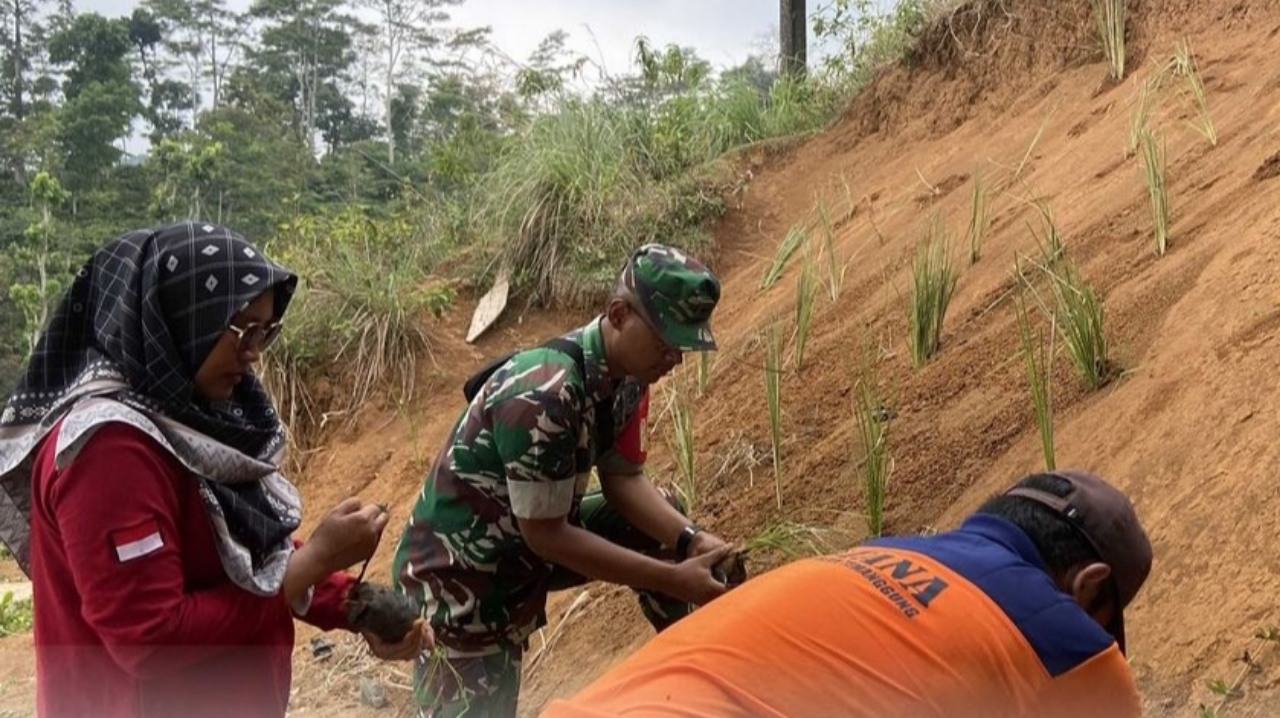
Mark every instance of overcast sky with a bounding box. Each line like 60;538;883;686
73;0;862;77
71;0;898;153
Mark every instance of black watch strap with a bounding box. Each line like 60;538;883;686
676;524;702;561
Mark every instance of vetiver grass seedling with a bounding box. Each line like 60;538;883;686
745;522;835;560
1174;39;1217;147
1092;0;1126;80
764;322;784;508
761;224;807;290
1048;259;1110;390
1015;203;1110;391
1129;72;1164;157
1015;293;1056;470
1005;103;1059;186
852;366;891;537
1028;201;1067;272
907;218;958;367
792;249;818;372
967;174;991;264
817;196;847;301
1138;128;1171;256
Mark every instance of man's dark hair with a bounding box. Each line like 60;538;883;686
975;473;1101;578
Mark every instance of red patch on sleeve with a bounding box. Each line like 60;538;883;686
111;519;165;562
613;390;649;465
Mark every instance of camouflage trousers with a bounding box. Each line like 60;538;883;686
411;489;693;718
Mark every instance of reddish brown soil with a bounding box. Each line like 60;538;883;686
5;1;1280;716
512;2;1280;715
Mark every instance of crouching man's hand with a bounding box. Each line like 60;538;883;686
364;618;434;661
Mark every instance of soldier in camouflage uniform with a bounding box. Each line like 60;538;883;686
392;244;734;717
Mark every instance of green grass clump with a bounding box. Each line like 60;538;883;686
852;370;891;537
1173;39;1217;147
817;197;847;300
1091;0;1126;80
761;224;807;290
1137;129;1170;256
1049;260;1110;390
764;323;784;507
907;220;958;367
1015;293;1056;470
0;592;32;636
967;175;991;264
792;250;818;371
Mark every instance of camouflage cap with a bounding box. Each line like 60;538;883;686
614;244;720;351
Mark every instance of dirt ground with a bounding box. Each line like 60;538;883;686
507;2;1280;715
5;0;1280;716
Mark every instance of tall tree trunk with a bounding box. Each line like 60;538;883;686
780;0;807;79
384;82;394;164
31;204;50;352
308;60;317;154
384;21;395;165
293;59;314;154
190;61;201;126
28;261;46;352
385;96;394;163
209;33;220;107
12;0;25;120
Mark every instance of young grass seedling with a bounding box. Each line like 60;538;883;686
853;366;891;537
1138;128;1171;256
967;174;992;265
817;197;847;301
793;249;818;371
1174;39;1217;146
907;218;958;367
761;225;807;290
764;322;785;507
1015;292;1056;470
1091;0;1126;81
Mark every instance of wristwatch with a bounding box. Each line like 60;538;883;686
676;524;702;561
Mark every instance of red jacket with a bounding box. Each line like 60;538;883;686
30;421;355;718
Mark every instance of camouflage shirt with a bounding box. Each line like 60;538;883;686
392;317;649;654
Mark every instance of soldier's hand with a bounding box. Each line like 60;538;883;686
363;618;434;661
712;550;748;589
687;530;729;558
664;544;732;605
307;498;390;573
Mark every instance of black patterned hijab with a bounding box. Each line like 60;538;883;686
0;223;301;576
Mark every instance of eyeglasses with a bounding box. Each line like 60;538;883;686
226;320;283;353
626;298;682;360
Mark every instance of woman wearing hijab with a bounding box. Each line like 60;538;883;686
0;223;431;718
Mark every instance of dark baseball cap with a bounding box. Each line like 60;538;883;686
1005;469;1153;653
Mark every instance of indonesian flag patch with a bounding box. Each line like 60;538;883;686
111;520;164;563
614;391;650;465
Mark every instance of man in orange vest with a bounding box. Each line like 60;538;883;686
543;469;1153;718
